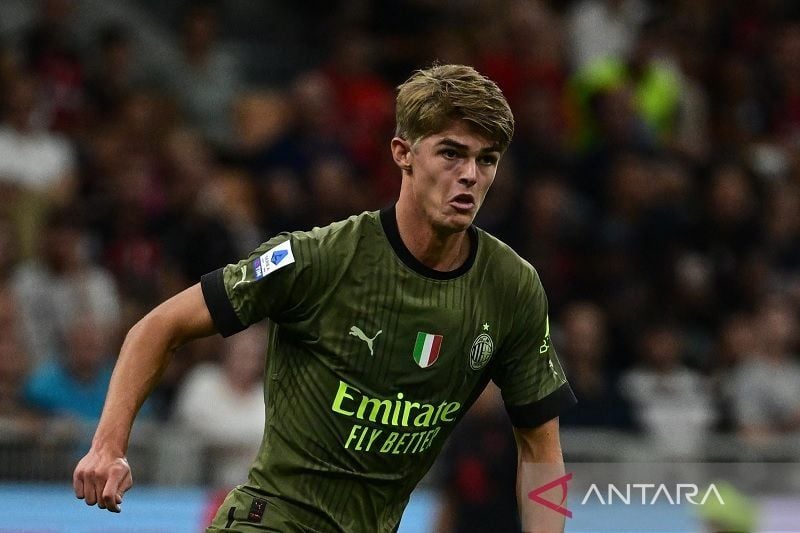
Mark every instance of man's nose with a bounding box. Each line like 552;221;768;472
458;159;478;186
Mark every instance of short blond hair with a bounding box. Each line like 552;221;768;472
395;64;514;151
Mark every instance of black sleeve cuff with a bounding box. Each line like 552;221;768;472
505;382;577;428
200;268;247;338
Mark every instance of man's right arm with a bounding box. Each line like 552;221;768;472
72;283;218;512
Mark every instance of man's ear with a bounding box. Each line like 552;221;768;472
391;137;413;172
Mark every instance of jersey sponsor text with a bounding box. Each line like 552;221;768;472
331;379;460;455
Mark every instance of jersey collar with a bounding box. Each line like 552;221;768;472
379;205;478;280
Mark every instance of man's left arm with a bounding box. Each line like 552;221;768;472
514;417;566;533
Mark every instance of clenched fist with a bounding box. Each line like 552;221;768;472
73;449;133;513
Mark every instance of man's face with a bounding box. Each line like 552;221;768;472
399;120;502;233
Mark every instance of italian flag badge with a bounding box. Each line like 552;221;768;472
412;332;443;368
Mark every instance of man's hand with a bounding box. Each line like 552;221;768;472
73;449;133;513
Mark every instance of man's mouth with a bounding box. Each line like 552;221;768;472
449;193;475;212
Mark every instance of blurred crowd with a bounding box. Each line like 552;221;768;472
1;0;800;525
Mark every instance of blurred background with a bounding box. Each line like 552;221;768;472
1;0;800;531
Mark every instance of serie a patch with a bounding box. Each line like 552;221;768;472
253;239;295;280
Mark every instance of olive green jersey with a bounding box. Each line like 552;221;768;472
201;207;576;532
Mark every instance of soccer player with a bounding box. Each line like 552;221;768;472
73;64;577;532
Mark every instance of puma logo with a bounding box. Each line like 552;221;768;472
232;265;248;289
349;326;382;356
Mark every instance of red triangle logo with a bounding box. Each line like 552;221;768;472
527;472;572;518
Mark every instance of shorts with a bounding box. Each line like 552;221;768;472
206;486;318;533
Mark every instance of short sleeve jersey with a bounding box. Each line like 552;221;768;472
201;207;576;532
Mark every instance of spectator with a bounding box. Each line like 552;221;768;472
20;0;84;133
173;327;266;487
557;302;634;429
566;0;652;70
763;182;800;280
590;153;658;331
620;322;716;458
711;313;760;432
158;128;238;288
512;175;584;309
0;215;19;282
435;384;519;533
767;20;800;142
81;122;160;298
730;296;800;442
84;24;136;121
570;18;683;152
477;1;569;116
0;43;17;95
11;208;120;365
0;285;40;438
89;90;174;303
0;72;77;258
307;155;371;227
230;89;292;165
694;162;764;311
23;314;116;423
713;54;770;150
165;2;241;149
200;167;263;258
320;31;395;186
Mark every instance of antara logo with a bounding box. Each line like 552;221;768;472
581;483;725;506
526;471;727;520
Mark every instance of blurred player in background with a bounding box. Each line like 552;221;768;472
73;64;575;532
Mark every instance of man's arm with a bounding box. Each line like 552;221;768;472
72;283;217;512
514;417;566;533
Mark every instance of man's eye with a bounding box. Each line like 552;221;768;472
441;149;458;159
479;155;498;166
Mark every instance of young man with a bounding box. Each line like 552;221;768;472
73;64;576;532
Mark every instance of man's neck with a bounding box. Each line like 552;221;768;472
395;198;470;272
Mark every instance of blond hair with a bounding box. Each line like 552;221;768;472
395;64;514;151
